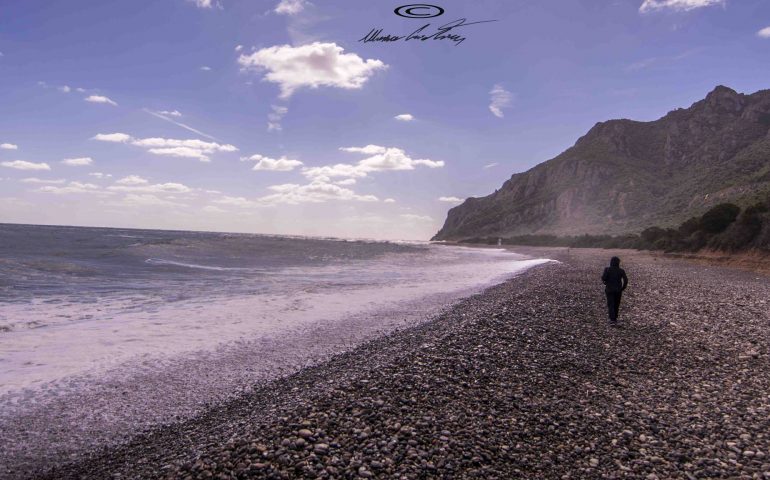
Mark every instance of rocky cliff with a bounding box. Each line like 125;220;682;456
433;86;770;241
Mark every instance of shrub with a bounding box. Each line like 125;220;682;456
699;203;741;234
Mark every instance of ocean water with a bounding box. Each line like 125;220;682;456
0;224;550;394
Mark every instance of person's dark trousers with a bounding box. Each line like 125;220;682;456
606;291;622;322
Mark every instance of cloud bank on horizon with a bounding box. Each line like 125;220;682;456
0;0;767;240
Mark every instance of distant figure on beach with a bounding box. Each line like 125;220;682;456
601;256;628;325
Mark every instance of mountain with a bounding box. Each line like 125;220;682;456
433;86;770;241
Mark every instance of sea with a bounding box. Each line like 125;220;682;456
0;223;550;395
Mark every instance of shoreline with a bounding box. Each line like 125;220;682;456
1;252;548;479
27;248;770;479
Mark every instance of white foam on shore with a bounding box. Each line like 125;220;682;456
0;247;550;395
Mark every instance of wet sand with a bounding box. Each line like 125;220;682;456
12;248;770;479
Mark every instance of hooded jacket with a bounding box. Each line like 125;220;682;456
601;257;628;293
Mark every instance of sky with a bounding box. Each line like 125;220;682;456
1;0;769;240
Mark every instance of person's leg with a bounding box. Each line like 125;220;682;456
614;292;622;321
606;293;617;322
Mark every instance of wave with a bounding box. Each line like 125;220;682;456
144;258;251;272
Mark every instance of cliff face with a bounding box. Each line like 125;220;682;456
433;86;770;241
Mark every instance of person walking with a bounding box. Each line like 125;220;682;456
601;256;628;325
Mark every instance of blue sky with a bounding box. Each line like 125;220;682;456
1;0;768;240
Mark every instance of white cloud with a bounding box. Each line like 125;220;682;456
92;132;132;143
483;162;499;169
267;104;288;132
158;110;182;117
758;26;770;38
339;145;387;155
384;198;396;203
235;45;244;52
238;42;387;98
200;66;212;71
76;87;86;93
107;182;192;194
21;177;66;184
93;133;237;162
0;143;18;150
335;178;357;186
1;160;51;171
489;84;513;118
115;175;149;185
203;205;227;213
213;196;261;208
189;0;215;8
85;95;118;106
147;146;212;162
89;172;112;179
115;194;186;207
58;85;71;93
302;145;444;182
639;0;724;13
394;114;414;122
38;181;103;194
439;196;463;203
242;154;304;171
62;157;93;166
260;179;378;205
400;214;432;222
274;0;308;15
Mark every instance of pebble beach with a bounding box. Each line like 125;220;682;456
22;248;770;479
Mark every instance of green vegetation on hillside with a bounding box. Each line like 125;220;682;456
457;196;770;253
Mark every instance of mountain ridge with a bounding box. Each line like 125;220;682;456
433;86;770;241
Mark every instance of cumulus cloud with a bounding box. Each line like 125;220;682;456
85;95;118;106
1;160;51;171
238;42;387;98
62;157;93;166
260;179;378;205
384;198;396;203
107;182;192;194
213;196;257;208
0;143;18;150
300;145;443;183
242;154;303;171
92;133;132;143
92;133;237;162
203;205;227;213
89;172;112;179
438;196;463;203
394;114;414;122
235;45;244;52
113;194;186;207
58;85;71;93
38;181;103;194
489;84;513;118
639;0;724;12
21;177;66;184
115;175;149;185
274;0;308;15
758;26;770;38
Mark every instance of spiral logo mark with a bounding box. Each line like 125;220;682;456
394;4;445;19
